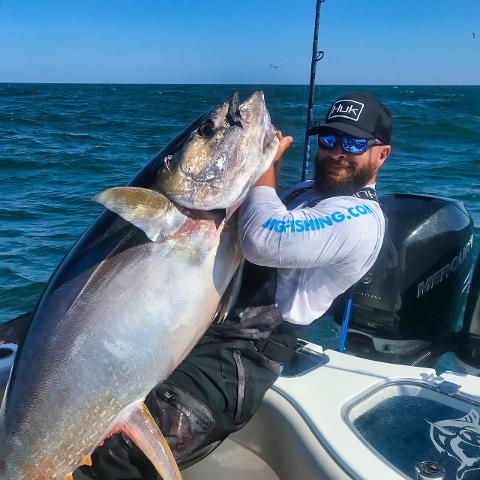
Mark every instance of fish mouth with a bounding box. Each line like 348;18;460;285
241;90;265;107
159;90;277;211
241;90;277;148
178;159;226;185
180;91;269;185
239;91;266;121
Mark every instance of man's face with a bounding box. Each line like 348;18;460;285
314;134;390;195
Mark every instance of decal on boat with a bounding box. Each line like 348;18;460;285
427;409;480;480
417;236;473;298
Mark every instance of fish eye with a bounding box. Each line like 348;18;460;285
198;120;216;138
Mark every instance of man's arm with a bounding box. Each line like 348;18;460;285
238;189;383;270
239;131;384;269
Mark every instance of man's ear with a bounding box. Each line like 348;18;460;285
377;145;391;168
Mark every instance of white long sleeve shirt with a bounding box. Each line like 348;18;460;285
238;181;385;325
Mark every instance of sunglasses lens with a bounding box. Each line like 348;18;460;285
342;137;368;154
318;135;374;153
318;135;336;150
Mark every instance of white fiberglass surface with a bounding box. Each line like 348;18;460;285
347;382;480;480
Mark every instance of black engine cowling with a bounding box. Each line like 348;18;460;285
332;193;474;364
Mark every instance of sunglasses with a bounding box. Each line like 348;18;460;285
318;134;384;154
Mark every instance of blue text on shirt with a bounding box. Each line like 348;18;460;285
261;204;374;233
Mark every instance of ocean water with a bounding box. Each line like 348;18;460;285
1;84;479;357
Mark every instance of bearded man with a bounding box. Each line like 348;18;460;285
239;91;391;324
75;91;392;479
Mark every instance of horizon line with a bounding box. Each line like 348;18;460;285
1;82;479;87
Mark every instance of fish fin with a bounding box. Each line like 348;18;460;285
63;455;92;480
119;402;182;480
79;455;92;467
225;205;236;222
225;206;240;224
93;187;187;241
212;259;245;323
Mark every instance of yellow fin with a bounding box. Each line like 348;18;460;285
80;455;93;467
118;401;182;480
93;187;187;241
64;455;92;480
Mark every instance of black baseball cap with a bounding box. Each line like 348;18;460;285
307;92;392;144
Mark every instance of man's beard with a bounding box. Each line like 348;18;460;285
314;156;375;196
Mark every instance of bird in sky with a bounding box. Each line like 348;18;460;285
473;33;477;39
269;64;282;69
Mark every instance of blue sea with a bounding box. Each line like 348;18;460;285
1;84;479;359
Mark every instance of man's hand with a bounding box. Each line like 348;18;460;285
255;131;293;188
273;131;293;163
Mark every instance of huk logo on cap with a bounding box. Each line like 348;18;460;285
328;100;364;122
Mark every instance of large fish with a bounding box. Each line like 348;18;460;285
0;91;278;479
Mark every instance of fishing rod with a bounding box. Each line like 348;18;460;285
302;0;325;181
301;1;353;353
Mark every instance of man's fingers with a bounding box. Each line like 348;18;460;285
282;136;293;148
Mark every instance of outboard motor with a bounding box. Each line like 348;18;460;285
454;254;480;374
332;194;474;366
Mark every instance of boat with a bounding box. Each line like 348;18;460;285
180;342;480;480
181;193;480;480
1;192;479;480
183;193;480;480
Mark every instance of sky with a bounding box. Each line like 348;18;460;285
0;0;479;85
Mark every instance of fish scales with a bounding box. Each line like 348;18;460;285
0;91;278;479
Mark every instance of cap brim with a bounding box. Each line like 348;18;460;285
307;122;375;139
